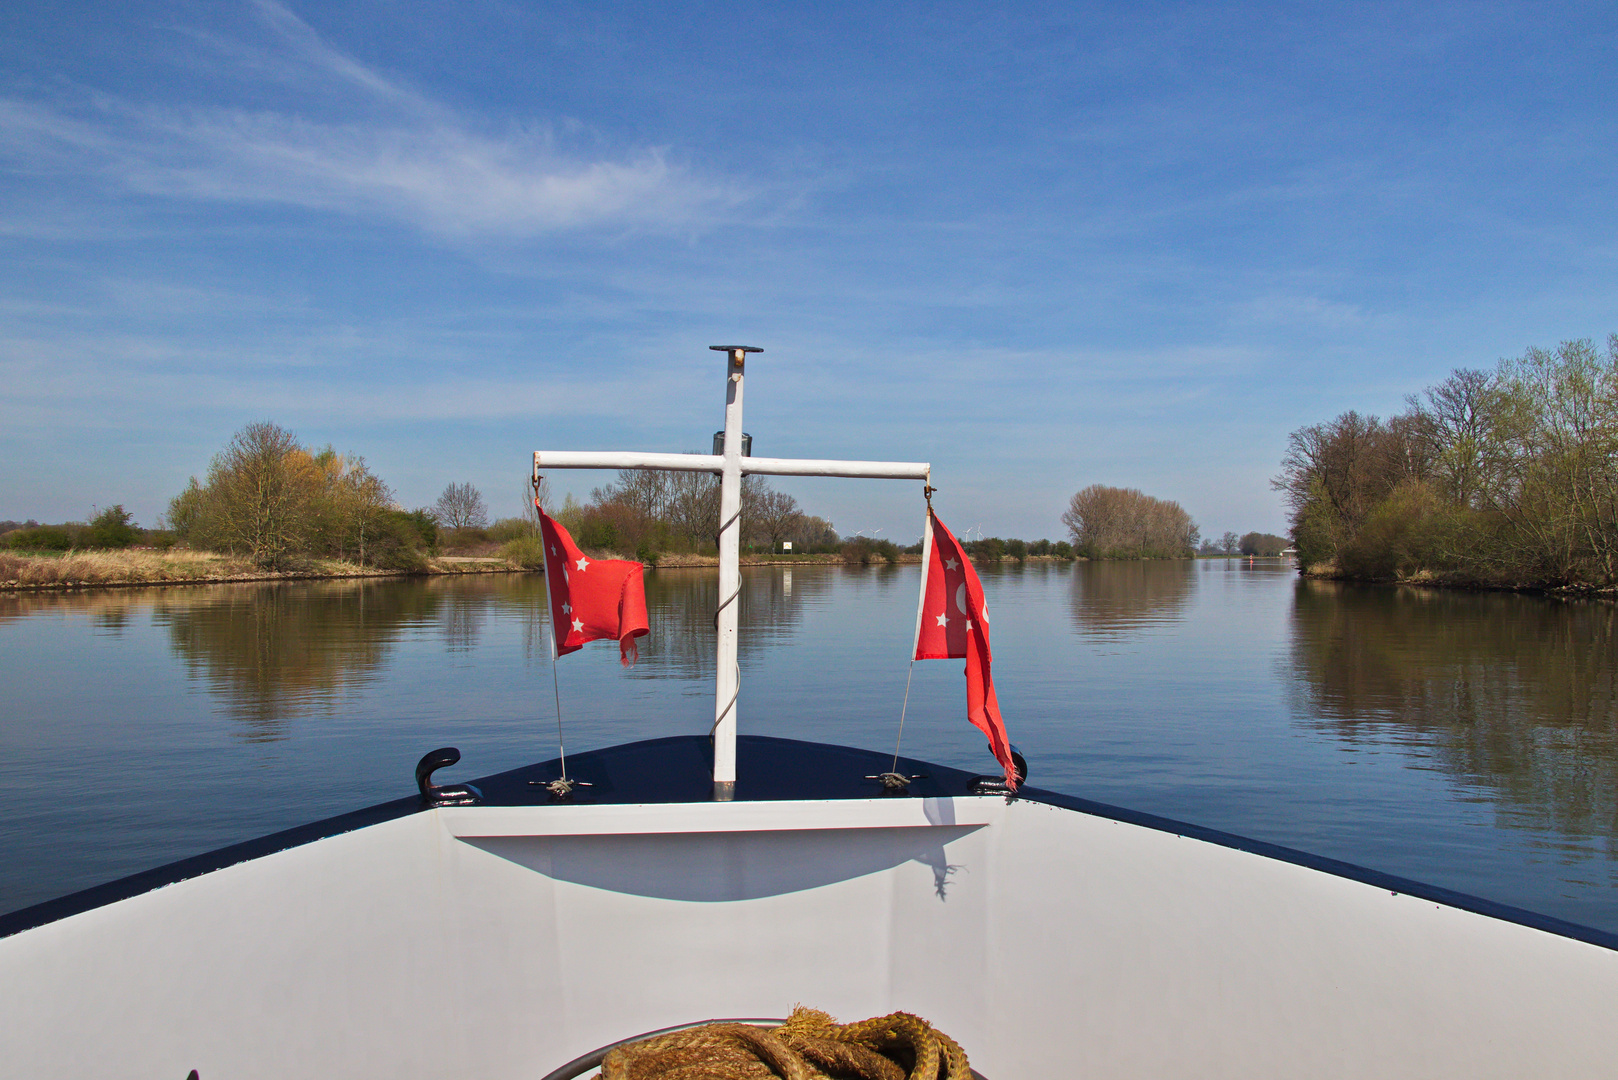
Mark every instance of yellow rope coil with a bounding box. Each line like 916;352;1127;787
600;1006;972;1080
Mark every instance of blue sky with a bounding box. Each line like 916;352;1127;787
2;1;1614;542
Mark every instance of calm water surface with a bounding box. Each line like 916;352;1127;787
3;561;1616;931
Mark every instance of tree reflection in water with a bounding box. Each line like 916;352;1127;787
153;581;430;741
152;576;546;741
623;567;821;680
1067;560;1197;640
1289;579;1618;855
129;569;819;742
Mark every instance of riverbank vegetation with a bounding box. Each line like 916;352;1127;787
6;423;1098;586
1239;532;1290;556
1062;484;1199;558
2;506;154;552
1193;531;1292;557
520;468;841;566
1276;334;1618;591
168;422;438;570
502;466;1084;568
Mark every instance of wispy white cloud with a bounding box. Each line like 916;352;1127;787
117;106;727;235
0;313;700;429
0;2;744;239
244;0;430;110
1234;294;1368;330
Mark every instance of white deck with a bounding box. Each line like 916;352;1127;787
3;796;1615;1077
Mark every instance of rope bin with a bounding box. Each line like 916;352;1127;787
598;1006;976;1080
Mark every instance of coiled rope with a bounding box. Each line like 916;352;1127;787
600;1006;971;1080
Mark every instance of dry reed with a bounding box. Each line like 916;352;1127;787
0;549;258;587
0;549;524;589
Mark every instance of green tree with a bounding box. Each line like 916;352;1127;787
970;537;1006;563
1238;532;1290;556
201;422;322;568
86;505;139;549
3;524;73;551
168;422;422;570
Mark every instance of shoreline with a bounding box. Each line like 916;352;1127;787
1298;565;1618;602
0;549;1096;592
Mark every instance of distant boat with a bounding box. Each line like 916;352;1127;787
4;348;1616;1077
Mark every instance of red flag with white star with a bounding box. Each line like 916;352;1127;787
537;505;649;666
913;509;1017;789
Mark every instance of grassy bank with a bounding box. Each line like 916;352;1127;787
0;549;520;591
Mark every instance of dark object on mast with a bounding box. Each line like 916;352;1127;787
713;431;752;456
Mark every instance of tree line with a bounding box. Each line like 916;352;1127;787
1;506;146;552
1194;531;1290;557
530;467;1100;567
527;467;839;565
1274;334;1618;588
5;420;1302;572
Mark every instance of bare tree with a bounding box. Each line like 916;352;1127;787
748;487;804;548
667;470;721;546
1220;531;1240;555
518;477;551;535
1407;368;1497;509
786;514;838;551
1062;485;1198;558
593;470;670;523
1273;409;1436;566
435;482;488;529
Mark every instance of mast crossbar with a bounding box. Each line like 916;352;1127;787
742;456;929;480
531;347;929;801
533;451;927;481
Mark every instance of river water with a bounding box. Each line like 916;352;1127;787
3;561;1616;932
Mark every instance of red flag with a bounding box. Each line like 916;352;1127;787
537;505;649;666
913;510;1018;789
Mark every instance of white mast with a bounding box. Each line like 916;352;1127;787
711;345;754;801
534;345;929;800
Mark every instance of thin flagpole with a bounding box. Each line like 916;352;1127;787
892;659;915;774
549;621;567;781
892;505;935;773
536;494;568;782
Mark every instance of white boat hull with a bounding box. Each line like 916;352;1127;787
3;763;1616;1078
